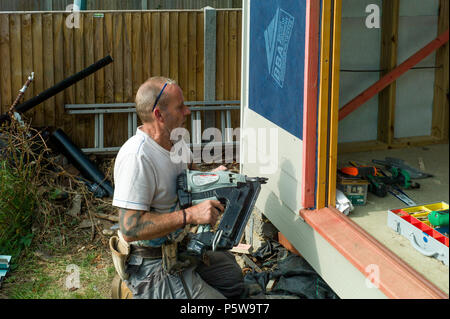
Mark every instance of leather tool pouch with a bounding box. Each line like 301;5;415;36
161;225;193;273
161;242;178;273
109;232;130;280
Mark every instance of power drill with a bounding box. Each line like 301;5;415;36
177;169;268;256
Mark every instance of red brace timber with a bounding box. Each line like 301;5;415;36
339;29;449;121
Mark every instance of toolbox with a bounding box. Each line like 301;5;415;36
387;202;449;266
337;174;369;206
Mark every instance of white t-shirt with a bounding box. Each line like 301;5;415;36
112;127;190;246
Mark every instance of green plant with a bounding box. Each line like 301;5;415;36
0;118;117;299
0;159;38;258
0;119;47;259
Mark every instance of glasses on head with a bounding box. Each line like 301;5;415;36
152;82;168;112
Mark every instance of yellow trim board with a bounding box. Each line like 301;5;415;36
316;0;332;209
327;0;342;207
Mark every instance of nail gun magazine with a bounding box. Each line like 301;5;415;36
176;169;268;256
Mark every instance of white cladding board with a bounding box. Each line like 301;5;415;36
241;109;303;214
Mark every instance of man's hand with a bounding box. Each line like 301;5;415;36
186;200;225;227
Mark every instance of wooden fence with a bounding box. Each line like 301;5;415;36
0;10;242;148
0;0;243;11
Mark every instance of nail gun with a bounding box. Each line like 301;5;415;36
176;169;268;256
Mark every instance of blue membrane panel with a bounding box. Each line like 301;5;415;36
249;0;307;140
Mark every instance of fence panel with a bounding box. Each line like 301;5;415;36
0;0;242;11
0;10;242;148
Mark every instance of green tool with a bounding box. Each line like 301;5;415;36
346;161;419;206
428;210;449;227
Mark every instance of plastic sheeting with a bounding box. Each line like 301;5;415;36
243;241;339;299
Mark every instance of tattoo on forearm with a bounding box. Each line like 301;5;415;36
119;208;154;240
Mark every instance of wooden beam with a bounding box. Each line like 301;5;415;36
338;140;389;154
338;136;448;154
339;29;449;121
0;14;12;114
392;135;447;148
278;232;301;256
203;7;217;132
327;0;342;208
301;0;320;209
378;0;399;145
242;255;262;272
43;0;52;11
432;0;449;141
229;243;252;254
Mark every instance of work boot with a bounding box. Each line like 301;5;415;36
111;274;133;299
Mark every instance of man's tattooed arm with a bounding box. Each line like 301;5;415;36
119;209;155;241
118;208;185;242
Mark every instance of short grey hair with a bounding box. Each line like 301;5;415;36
135;76;177;123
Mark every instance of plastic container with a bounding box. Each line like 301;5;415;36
387;202;449;266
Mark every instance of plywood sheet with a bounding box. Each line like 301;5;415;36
338;16;381;143
394;16;438;138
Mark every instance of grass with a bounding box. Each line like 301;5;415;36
2;243;116;299
0;119;117;299
0;187;117;299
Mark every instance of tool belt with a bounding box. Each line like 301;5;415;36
110;226;194;278
130;244;163;259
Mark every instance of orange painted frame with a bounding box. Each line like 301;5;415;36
301;0;320;209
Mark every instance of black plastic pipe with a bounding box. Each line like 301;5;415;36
50;128;114;198
0;55;113;125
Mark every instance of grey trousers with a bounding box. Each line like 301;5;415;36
124;251;244;299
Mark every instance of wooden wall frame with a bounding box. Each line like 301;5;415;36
338;0;449;154
378;0;399;146
432;0;450;142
